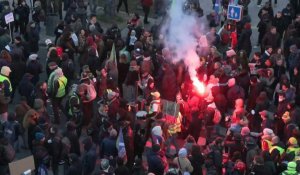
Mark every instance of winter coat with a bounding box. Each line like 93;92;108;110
0;29;10;51
14;4;30;21
65;154;82;175
238;28;252;54
161;65;178;102
15;101;31;124
146;150;165;175
264;161;277;175
100;137;118;158
226;85;245;108
189;153;204;175
288;51;300;69
65;131;81;156
82;144;97;175
10;58;26;87
272;16;286;38
27;26;40;53
26;60;43;85
18;74;36;107
250;164;273;175
173;157;194;174
262;32;281;50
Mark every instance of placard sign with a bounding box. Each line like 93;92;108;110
5;12;14;24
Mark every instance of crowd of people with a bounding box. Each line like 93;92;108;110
0;0;300;175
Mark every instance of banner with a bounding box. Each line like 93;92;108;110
161;99;180;117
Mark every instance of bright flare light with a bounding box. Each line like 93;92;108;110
192;77;205;94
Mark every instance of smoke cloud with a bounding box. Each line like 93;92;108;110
161;0;208;92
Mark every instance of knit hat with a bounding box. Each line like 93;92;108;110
56;47;63;57
34;99;44;110
1;66;11;76
48;61;57;70
241;127;250;136
100;159;110;170
289;137;298;146
35;132;45;141
287;161;297;171
290;45;298;53
54;68;64;77
45;39;52;46
151;91;160;98
282;111;291;123
29;54;38;61
262;128;275;140
15;36;22;42
272;136;280;145
107;91;119;101
109;129;117;137
66;121;76;131
226;49;236;57
152;126;162;137
259;110;268;117
228;78;236;87
178;148;187;158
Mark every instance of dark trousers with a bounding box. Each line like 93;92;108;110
143;6;150;23
51;97;63;124
117;0;129;13
82;101;93;126
14;19;28;35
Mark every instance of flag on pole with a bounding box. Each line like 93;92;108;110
109;43;117;66
106;43;119;84
116;128;126;158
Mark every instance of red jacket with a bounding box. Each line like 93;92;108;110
142;0;153;7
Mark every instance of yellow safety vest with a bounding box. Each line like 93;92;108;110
149;99;161;114
287;147;300;155
0;74;12;92
56;76;67;98
262;139;273;151
270;146;285;156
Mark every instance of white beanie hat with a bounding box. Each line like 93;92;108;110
1;66;11;76
54;68;64;77
29;54;38;61
151;126;162;137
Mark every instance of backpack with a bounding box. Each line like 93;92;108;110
0;143;16;163
84;83;97;102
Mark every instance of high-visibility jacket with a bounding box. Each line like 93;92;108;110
0;74;12;92
287;147;300;156
261;139;273;151
68;93;80;116
55;76;67;98
270;146;285;156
